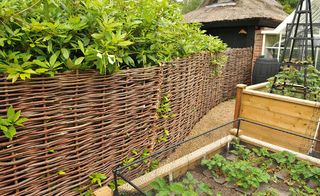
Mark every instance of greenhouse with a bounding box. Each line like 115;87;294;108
261;0;320;69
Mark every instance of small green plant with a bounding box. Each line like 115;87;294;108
89;172;107;187
231;140;252;160
202;151;270;190
108;178;126;190
289;186;318;196
57;170;66;175
270;151;296;167
150;172;213;196
0;105;28;140
48;149;56;153
157;96;173;119
288;160;320;184
252;147;270;157
201;154;227;176
203;143;320;193
122;157;135;170
223;161;270;190
80;189;93;196
210;54;228;76
267;65;320;101
157;129;170;143
75;187;93;196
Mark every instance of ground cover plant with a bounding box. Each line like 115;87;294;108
148;139;320;196
0;0;226;82
150;172;214;196
201;140;320;195
267;65;320;102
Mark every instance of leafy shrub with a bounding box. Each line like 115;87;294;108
267;65;320;101
0;0;226;82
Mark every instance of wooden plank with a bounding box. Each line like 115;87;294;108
245;82;268;90
243;89;320;108
240;122;313;153
234;84;247;127
240;104;317;136
241;94;318;122
94;186;113;196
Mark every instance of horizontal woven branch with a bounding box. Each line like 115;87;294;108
0;48;252;195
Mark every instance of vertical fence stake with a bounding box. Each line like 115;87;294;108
234;84;246;128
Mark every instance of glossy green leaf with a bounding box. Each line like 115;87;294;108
15;118;28;126
74;57;85;65
61;48;69;59
4;126;16;140
7;105;15;122
49;51;60;66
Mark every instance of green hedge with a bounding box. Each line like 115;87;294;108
0;0;226;82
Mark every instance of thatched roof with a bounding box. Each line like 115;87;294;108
185;0;288;25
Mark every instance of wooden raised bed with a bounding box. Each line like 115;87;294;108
234;82;320;154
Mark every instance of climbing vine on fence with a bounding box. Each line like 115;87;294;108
0;105;28;140
0;0;226;82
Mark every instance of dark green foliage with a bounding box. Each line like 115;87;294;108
89;172;107;187
277;0;299;13
267;65;320;102
0;0;226;82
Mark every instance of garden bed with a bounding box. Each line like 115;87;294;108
234;82;320;154
94;119;320;196
147;140;320;196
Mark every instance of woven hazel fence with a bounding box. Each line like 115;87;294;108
0;48;252;195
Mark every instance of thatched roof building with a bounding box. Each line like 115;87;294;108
185;0;287;27
184;0;288;75
184;0;288;54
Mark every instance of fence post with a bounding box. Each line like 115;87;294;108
233;84;247;128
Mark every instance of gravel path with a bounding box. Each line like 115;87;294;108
161;99;236;165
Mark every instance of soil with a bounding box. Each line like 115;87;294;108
188;166;241;196
160;99;236;165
